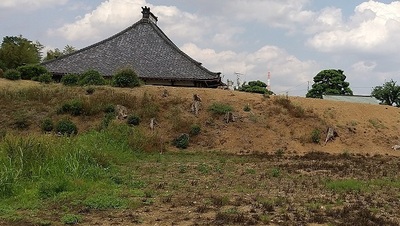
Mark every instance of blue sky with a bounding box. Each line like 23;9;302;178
1;0;399;96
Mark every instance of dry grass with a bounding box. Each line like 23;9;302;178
1;78;400;157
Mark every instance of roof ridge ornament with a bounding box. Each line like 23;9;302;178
141;6;158;24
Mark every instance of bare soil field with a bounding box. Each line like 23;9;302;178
80;152;400;226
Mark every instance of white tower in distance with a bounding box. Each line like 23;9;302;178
267;71;271;91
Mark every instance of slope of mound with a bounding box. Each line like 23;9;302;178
1;78;399;156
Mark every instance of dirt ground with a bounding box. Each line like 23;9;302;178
56;152;400;225
130;85;400;157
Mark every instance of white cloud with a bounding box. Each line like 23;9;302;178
48;0;315;47
48;0;147;41
307;1;400;54
305;7;343;34
181;43;318;95
0;0;68;9
223;0;314;30
351;61;377;73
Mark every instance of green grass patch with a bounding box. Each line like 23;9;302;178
83;193;127;210
208;102;234;115
325;179;366;193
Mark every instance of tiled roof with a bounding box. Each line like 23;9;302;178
42;15;221;83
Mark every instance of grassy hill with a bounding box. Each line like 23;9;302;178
1;78;399;156
0;79;400;225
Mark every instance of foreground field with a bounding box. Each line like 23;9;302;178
1;135;399;225
0;79;399;225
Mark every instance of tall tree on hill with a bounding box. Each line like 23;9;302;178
371;79;400;106
0;35;43;69
44;45;77;61
306;69;353;98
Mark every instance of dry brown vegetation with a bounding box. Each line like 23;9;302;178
2;78;400;156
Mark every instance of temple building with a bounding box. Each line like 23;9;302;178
42;6;222;88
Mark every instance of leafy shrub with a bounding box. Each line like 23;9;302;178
79;69;105;86
61;74;79;86
86;87;95;95
17;64;48;80
56;119;78;136
58;99;84;116
208;102;234;115
189;124;201;136
127;114;140;126
0;68;3;78
38;73;53;84
4;69;21;80
112;68;141;87
173;133;189;149
41;118;54;132
311;129;321;144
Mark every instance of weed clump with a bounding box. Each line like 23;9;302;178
173;133;189;149
243;104;251;112
58;99;84;116
41;118;54;132
100;113;115;130
104;104;115;114
208;102;233;115
56;119;78;136
61;214;82;225
189;124;201;136
311;129;321;144
127;114;140;126
86;86;95;95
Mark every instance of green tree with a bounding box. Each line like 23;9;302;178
239;80;274;95
44;45;76;61
371;79;400;106
306;69;353;98
0;35;43;69
43;48;62;61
